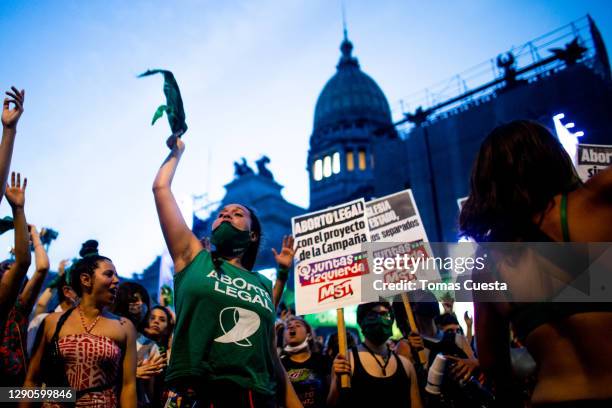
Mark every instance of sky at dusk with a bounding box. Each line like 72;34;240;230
1;0;610;277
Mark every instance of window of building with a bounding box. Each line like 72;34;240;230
332;152;340;174
346;150;354;172
313;159;323;181
358;148;367;170
323;155;332;178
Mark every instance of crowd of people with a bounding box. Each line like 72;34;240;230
0;86;610;408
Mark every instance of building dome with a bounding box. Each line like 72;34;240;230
313;37;393;134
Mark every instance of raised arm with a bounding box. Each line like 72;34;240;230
152;138;202;272
19;225;50;314
272;235;294;309
0;172;31;316
0;87;24;205
33;260;68;317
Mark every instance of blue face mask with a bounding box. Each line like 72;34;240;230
210;221;252;257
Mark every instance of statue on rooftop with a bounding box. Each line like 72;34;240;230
256;156;274;180
233;158;254;178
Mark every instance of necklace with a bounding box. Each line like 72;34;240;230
361;342;392;376
78;305;102;334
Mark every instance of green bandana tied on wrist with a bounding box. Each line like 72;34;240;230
276;266;289;282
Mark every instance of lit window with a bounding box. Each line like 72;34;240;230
323;156;332;178
313;159;323;181
358;149;366;170
332;152;340;174
346;151;354;172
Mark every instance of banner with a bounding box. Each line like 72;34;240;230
576;144;612;182
292;199;370;315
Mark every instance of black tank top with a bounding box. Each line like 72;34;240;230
344;346;411;407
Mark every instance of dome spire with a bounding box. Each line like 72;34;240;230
342;0;348;42
338;1;358;69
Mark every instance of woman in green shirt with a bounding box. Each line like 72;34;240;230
153;137;301;408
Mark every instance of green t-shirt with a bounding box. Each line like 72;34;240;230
166;250;277;395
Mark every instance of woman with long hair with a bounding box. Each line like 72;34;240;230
153;137;300;407
143;306;175;408
23;241;137;407
460;120;612;407
144;305;174;355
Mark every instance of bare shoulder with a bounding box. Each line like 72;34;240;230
42;311;67;338
397;353;416;376
102;312;136;343
105;312;136;330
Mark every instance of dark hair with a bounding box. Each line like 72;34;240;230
392;291;440;337
356;301;394;326
241;205;261;271
70;241;112;297
436;312;460;328
57;273;72;303
149;305;174;350
460;120;582;242
80;240;100;257
211;204;262;271
113;282;151;333
325;331;357;358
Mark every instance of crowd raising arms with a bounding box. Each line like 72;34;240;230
1;76;611;408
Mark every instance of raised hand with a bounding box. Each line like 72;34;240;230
58;259;69;276
167;135;185;153
464;311;473;328
5;172;27;208
29;224;38;235
407;333;425;351
2;87;25;130
272;235;295;270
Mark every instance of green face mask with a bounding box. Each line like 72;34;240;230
360;315;393;345
210;221;252;257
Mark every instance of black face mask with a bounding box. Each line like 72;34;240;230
360;315;393;345
210;221;252;257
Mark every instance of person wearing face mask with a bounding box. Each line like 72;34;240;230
280;317;330;408
113;282;163;407
328;302;423;408
152;138;301;408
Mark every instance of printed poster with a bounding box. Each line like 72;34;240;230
292;199;370;315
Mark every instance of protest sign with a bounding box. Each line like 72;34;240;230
365;189;441;293
292;198;370;315
576;144;612;182
365;189;437;365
